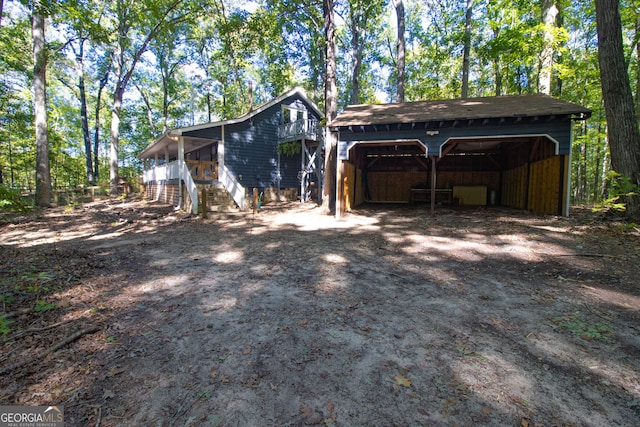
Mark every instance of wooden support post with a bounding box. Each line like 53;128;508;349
336;159;344;219
253;187;259;214
201;187;207;219
430;155;437;215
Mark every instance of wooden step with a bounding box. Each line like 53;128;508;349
197;183;239;213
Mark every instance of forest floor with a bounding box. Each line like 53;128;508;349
0;197;639;426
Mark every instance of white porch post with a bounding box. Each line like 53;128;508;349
218;125;225;171
178;136;184;209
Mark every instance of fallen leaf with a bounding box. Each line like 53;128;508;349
243;346;252;355
482;407;492;415
443;397;457;408
108;367;126;377
300;405;313;417
210;367;218;379
306;415;323;425
326;402;334;412
394;374;412;387
324;418;336;427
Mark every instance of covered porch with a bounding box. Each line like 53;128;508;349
138;132;246;214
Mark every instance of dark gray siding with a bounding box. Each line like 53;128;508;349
181;94;321;191
338;119;573;160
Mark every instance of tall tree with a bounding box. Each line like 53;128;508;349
322;0;337;214
595;0;640;219
539;0;558;94
394;0;405;102
461;0;473;98
32;0;51;207
107;0;193;194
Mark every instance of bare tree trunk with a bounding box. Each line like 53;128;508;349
76;39;95;184
349;8;362;105
635;15;640;116
0;0;4;28
595;0;640;220
32;3;51;207
394;0;405;102
601;134;611;199
94;64;110;182
110;86;123;194
539;0;558;95
461;0;472;98
593;125;602;202
322;0;337;214
492;28;502;96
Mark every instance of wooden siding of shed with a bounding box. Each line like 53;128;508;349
528;155;563;214
501;155;567;215
502;165;528;209
366;172;426;202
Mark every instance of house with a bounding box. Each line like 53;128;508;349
328;94;591;217
137;87;323;213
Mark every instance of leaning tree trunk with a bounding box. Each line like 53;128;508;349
32;4;51;207
322;0;338;214
595;0;640;220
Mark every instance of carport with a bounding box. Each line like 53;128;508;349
329;94;591;217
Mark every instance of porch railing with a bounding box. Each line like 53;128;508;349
185;160;218;181
277;119;321;142
142;160;198;214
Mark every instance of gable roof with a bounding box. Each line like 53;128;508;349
138;87;322;159
328;94;591;128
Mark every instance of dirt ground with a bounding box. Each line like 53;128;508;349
1;198;639;426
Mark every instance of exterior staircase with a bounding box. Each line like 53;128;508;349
197;183;240;212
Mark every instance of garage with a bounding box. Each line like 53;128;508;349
329;94;591;216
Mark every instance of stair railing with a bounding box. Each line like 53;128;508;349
219;164;246;210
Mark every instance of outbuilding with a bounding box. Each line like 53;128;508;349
329;94;591;217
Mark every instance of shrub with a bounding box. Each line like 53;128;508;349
0;185;31;213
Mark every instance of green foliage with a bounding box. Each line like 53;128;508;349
552;315;610;341
0;0;636;197
0;186;31;213
34;299;56;312
277;141;301;156
592;171;640;214
0;316;10;337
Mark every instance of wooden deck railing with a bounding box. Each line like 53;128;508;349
277;119;321;142
185;160;218;181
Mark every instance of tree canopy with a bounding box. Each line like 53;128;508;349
1;0;639;215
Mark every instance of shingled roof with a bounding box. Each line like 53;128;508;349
329;94;591;128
